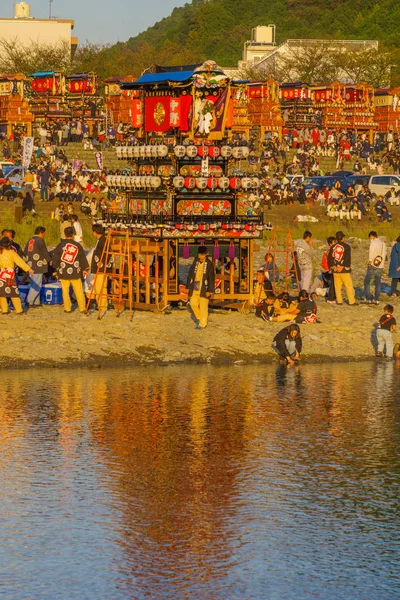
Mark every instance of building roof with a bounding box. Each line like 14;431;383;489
0;18;74;28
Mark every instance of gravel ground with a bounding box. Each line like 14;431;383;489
1;239;399;369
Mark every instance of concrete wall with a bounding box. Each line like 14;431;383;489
0;19;73;48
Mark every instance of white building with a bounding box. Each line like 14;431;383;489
224;26;379;82
0;2;77;57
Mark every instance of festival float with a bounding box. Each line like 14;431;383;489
104;76;138;127
95;61;270;314
374;87;400;133
65;73;104;130
280;82;319;132
312;82;377;140
29;71;69;123
247;79;283;141
0;73;33;137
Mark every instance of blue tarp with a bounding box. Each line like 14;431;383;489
29;71;55;77
134;70;194;84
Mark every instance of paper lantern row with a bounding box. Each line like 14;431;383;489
106;175;162;189
98;220;272;232
173;145;250;159
116;145;169;159
116;145;251;160
173;176;260;190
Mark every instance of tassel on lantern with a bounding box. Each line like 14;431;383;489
213;241;220;260
183;242;190;259
228;240;235;261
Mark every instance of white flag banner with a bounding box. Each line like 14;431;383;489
22;137;34;168
95;151;104;170
201;157;209;177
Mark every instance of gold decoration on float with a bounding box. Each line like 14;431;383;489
153;102;166;126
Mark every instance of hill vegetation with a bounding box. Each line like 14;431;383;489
2;0;400;83
90;0;400;79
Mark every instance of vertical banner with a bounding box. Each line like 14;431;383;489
201;157;209;176
95;151;104;170
131;99;143;129
22;137;34;168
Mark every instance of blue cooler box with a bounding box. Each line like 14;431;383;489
40;282;63;305
18;284;31;303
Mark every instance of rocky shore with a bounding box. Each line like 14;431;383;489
1;237;398;369
0;298;396;370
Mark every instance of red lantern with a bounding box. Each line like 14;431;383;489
208;146;221;158
229;177;241;189
197;145;208;157
207;177;217;189
184;177;196;189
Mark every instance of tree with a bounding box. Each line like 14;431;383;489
0;38;71;74
240;44;400;87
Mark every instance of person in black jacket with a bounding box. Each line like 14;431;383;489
186;246;215;329
272;324;302;365
24;226;52;308
327;230;357;305
91;224;110;311
52;227;89;314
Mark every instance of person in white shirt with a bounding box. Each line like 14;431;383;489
71;214;83;244
363;231;386;304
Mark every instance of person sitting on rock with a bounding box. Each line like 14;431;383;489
379;205;392;223
272;323;302;366
271;290;317;324
256;292;279;321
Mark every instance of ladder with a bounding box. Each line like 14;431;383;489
87;230;134;321
265;229;300;294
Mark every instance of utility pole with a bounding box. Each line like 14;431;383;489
49;0;53;19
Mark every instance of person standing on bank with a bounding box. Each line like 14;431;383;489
51;227;89;314
0;237;33;315
327;231;357;306
376;304;396;359
295;231;315;292
363;231;386;304
24;226;52;308
91;224;110;312
187;246;215;330
388;235;400;297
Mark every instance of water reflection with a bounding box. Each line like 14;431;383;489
0;363;399;599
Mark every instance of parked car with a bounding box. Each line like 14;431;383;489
286;174;304;187
303;176;340;192
6;166;27;189
0;161;16;176
344;174;372;190
368;175;400;197
331;170;354;179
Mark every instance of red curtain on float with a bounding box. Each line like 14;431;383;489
67;79;94;94
179;95;193;131
32;77;52;93
145;96;171;132
131;99;143;128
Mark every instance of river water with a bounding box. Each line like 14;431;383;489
0;363;399;600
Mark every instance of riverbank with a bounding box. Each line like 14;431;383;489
1;297;398;369
1;229;399;370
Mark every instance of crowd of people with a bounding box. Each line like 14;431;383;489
1;124;400;363
1;124;400;228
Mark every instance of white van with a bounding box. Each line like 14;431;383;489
368;175;400;197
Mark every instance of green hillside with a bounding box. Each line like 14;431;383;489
85;0;400;78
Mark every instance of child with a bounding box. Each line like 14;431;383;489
376;304;396;359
